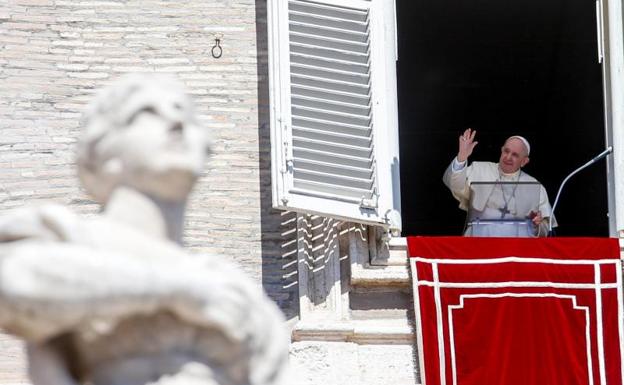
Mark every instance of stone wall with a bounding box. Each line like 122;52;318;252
0;1;298;381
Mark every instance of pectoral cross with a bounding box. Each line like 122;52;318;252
499;204;511;218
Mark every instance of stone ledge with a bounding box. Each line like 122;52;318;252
351;263;410;287
387;237;408;265
370;236;409;266
292;318;414;344
386;248;409;266
289;341;419;385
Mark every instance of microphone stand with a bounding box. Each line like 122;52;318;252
549;146;613;236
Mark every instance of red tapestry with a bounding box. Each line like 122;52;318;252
408;236;623;385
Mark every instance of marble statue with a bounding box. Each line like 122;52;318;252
0;74;289;385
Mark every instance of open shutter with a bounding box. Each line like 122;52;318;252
268;0;401;232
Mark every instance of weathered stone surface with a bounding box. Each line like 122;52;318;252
0;2;298;379
290;341;417;385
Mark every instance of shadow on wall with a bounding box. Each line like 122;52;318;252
297;215;346;308
255;0;300;321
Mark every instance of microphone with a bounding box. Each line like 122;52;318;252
586;146;613;166
549;146;613;235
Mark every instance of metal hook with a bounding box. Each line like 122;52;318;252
211;38;223;59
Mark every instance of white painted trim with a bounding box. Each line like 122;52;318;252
370;0;402;232
448;294;593;385
594;265;607;385
617;260;624;383
268;0;293;209
603;0;624;234
410;257;428;385
416;280;618;290
393;0;398;60
596;0;605;63
281;193;382;225
448;300;458;385
432;263;446;385
267;0;279;209
412;256;619;265
298;0;372;9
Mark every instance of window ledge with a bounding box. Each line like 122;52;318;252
292;318;414;344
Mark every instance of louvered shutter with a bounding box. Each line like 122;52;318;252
268;0;401;231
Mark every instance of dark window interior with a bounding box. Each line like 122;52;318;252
397;0;609;236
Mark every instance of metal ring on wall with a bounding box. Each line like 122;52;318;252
211;38;223;59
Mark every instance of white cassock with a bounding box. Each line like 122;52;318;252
443;159;555;237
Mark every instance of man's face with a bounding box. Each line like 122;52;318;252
499;138;529;174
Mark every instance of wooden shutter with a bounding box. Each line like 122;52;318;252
268;0;401;232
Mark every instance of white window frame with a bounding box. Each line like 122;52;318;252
599;0;624;236
267;0;402;231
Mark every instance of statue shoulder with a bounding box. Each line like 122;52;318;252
0;204;83;243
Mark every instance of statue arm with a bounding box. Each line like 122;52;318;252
0;241;288;383
0;205;85;243
0;241;285;338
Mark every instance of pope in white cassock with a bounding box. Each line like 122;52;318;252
443;128;555;237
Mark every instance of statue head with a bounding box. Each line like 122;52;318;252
77;74;212;203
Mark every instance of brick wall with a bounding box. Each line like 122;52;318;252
0;1;298;381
